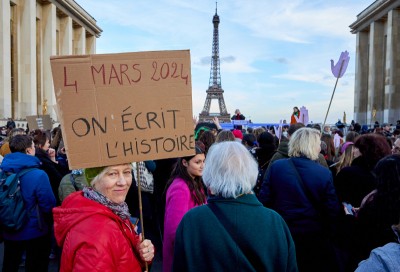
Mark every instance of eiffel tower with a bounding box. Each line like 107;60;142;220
199;4;230;123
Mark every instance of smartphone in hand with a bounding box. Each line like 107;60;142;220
342;202;354;215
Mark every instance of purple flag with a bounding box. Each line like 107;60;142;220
330;51;350;78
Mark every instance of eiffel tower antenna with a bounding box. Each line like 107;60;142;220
199;2;230;123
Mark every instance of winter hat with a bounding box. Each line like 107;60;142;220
85;167;106;185
340;142;354;155
232;129;243;140
194;126;210;140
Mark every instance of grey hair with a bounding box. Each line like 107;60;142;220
91;167;111;187
91;163;133;187
289;127;321;160
203;141;258;198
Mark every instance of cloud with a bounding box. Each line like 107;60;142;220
274;58;289;64
196;55;236;66
77;0;374;124
228;0;373;44
221;56;235;63
197;56;211;66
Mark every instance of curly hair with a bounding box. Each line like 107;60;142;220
354;134;391;169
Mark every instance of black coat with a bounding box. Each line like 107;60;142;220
353;191;400;267
334;156;377;207
35;149;69;205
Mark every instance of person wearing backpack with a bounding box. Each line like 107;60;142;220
0;134;56;272
31;129;69;205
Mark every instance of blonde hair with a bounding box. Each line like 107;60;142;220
289;127;321;161
335;145;355;174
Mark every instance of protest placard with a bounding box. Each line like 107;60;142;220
51;50;194;169
26;115;53;130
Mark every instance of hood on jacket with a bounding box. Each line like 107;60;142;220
53;192;123;247
276;140;289;157
0;152;41;173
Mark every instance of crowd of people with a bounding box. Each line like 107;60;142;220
0;114;400;271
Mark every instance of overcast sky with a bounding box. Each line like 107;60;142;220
77;0;375;124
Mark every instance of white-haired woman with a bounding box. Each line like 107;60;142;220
259;127;340;271
172;142;297;271
53;164;154;272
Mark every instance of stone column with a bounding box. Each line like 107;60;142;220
354;30;369;125
60;16;72;55
367;20;385;125
42;4;57;119
0;2;11;118
17;0;37;118
73;25;85;54
86;34;95;54
385;9;400;124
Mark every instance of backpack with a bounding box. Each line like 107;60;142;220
0;168;36;232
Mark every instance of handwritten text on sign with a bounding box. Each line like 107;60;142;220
51;50;194;169
64;61;189;92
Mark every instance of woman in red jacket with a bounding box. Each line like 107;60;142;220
53;164;154;272
290;106;300;125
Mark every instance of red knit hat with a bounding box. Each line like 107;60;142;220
232;129;243;140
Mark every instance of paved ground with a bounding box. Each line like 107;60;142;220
0;242;162;271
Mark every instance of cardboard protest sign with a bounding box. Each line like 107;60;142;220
26;115;53;130
51;50;194;169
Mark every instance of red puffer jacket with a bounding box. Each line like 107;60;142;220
53;192;144;272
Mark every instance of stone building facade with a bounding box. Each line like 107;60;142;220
350;0;400;125
0;0;102;121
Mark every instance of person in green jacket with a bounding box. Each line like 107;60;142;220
172;141;298;272
58;169;89;202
